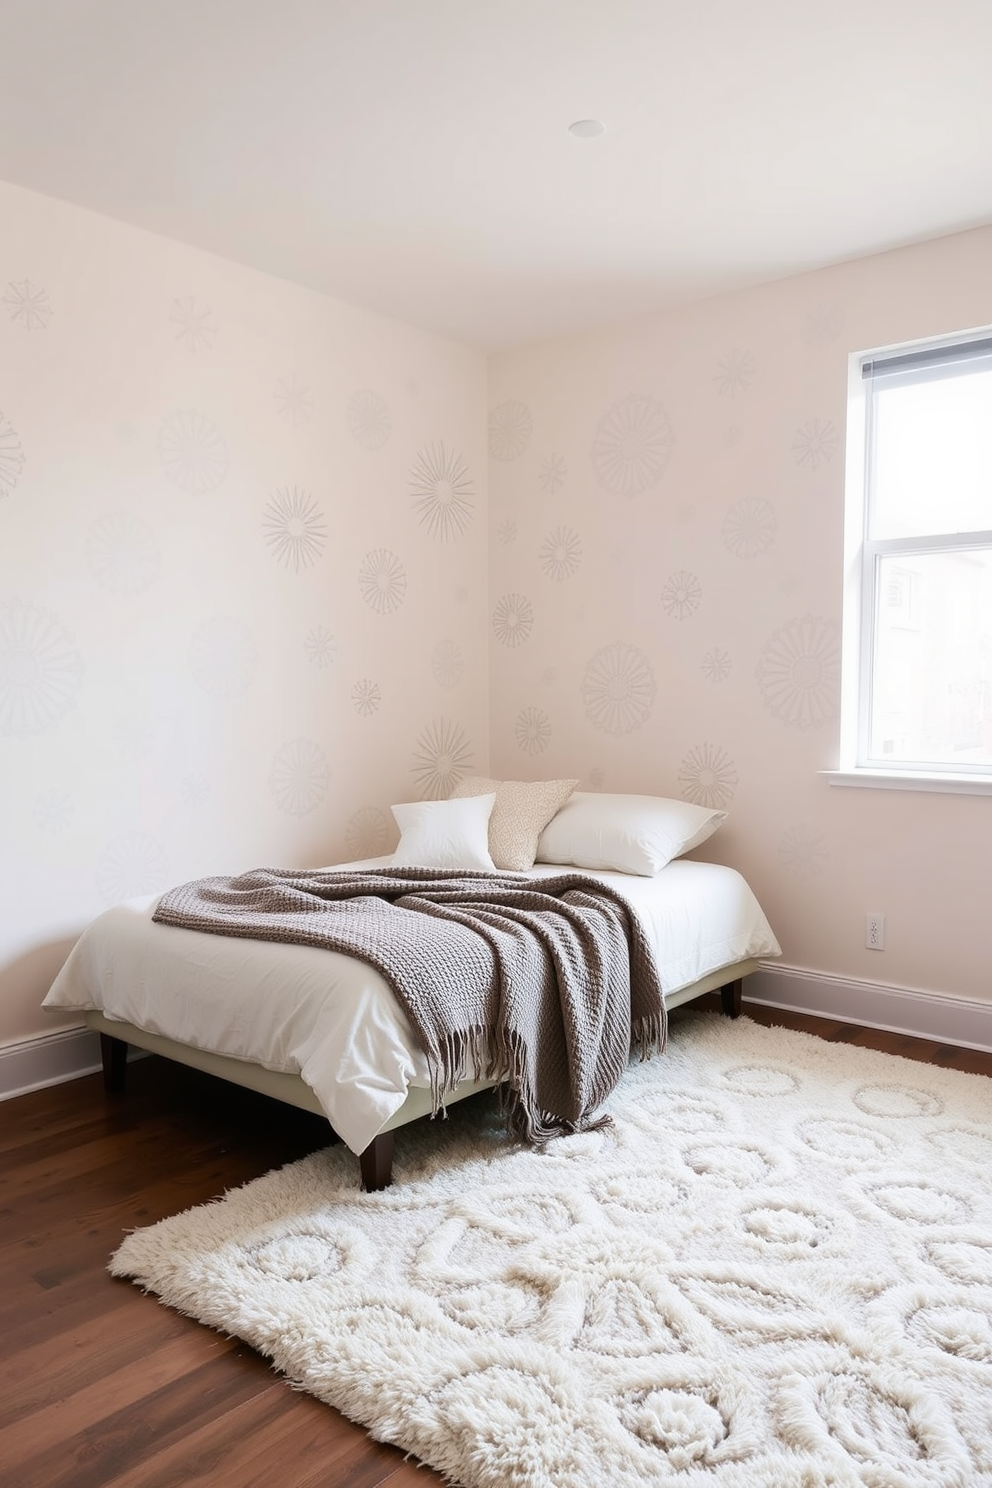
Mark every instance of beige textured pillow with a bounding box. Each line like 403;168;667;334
450;776;579;871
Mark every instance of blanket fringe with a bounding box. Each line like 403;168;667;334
430;1026;507;1120
631;1009;668;1063
429;1024;622;1149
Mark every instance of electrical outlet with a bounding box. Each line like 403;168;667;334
865;913;885;950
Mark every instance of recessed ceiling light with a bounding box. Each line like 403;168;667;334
568;119;605;139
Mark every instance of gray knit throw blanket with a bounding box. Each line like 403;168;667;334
152;866;667;1145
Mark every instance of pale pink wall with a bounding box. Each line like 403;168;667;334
5;177;991;1046
0;180;489;1045
487;226;992;1004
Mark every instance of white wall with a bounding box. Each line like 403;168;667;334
487;225;992;1006
0;179;489;1046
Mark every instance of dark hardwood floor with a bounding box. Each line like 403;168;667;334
2;1002;991;1488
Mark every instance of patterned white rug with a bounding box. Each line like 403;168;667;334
111;1014;992;1487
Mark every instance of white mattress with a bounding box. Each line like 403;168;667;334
43;858;780;1154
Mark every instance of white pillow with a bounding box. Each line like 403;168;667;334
390;794;497;871
535;792;726;876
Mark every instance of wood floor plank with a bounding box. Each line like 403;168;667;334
0;1075;107;1153
10;1351;277;1488
0;1289;214;1427
0;1330;242;1473
100;1383;406;1488
930;1042;992;1076
376;1464;450;1488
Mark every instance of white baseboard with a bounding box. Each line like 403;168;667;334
747;963;992;1054
0;1025;146;1102
0;1026;103;1101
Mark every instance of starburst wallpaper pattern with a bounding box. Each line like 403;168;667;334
491;592;534;648
431;639;464;688
0;598;84;736
304;626;337;668
791;417;839;470
33;787;74;833
515;705;551;755
0;411;25;498
488;400;532;461
262;486;328;572
85;513;161;594
345;806;392;860
274;374;314;427
660;569;702;620
351;679;381;717
4;278;52;329
158;410;228;494
677;743;739;809
538;454;567;493
347;390;391;450
169;296;216;352
779;824;829;878
590;392;673;498
701;648;733;683
179;774;210;808
358;548;407;615
269;738;330;816
755;615;841;730
580;642;657;736
539;526;582;581
410;718;474;800
722;497;777;559
409;442;474;540
803;305;845;347
714;347;755;397
95;831;169;905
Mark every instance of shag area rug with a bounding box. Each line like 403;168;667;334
111;1014;992;1487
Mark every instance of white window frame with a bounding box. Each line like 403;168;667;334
829;327;992;796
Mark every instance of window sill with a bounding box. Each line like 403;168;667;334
822;769;992;797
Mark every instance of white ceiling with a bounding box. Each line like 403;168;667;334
2;0;992;350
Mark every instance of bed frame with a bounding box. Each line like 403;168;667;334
87;961;757;1191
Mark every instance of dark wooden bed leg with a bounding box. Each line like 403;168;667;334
719;979;743;1019
100;1032;128;1092
359;1131;394;1192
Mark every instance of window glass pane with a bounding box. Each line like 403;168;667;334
871;368;992;540
870;548;992;768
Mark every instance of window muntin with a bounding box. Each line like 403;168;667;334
854;333;992;775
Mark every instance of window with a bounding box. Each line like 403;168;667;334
840;331;992;782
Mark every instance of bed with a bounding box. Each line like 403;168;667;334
43;847;780;1190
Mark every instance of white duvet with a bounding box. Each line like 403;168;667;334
43;858;780;1154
